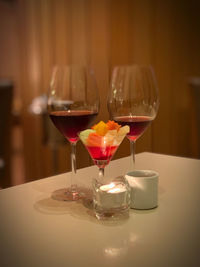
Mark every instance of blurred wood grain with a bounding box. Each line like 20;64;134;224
0;0;200;183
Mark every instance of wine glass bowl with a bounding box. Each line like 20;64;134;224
48;66;99;143
108;65;159;167
48;65;99;201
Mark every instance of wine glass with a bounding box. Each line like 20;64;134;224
107;65;159;169
48;65;99;201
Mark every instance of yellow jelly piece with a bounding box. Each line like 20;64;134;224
92;121;108;136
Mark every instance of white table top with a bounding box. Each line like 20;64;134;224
0;152;200;267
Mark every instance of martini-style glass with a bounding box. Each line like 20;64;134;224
79;122;129;178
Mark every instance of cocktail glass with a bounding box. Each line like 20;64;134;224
79;126;128;178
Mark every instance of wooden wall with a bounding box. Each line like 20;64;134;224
1;0;200;183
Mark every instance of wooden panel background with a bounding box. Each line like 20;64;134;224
1;0;200;183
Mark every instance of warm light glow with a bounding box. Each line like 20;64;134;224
104;233;139;258
126;176;145;189
100;183;126;193
129;233;139;243
108;187;121;193
132;179;145;190
100;183;115;192
105;248;121;257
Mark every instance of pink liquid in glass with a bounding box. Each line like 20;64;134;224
86;145;118;161
114;115;153;141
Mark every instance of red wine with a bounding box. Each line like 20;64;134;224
50;110;97;143
114;116;153;141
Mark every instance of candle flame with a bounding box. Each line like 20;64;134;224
100;183;115;191
100;182;126;193
108;188;121;193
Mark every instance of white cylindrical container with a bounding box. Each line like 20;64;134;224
125;170;159;209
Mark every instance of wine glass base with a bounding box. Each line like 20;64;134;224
52;188;81;201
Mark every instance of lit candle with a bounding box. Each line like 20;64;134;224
100;183;126;193
93;176;130;217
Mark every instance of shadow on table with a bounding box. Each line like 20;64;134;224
33;190;129;226
130;206;158;215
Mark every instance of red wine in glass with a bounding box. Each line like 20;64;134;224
108;65;159;169
48;65;99;201
50;110;97;143
114;115;153;142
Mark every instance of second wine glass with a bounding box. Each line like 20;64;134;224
48;65;99;201
108;65;159;169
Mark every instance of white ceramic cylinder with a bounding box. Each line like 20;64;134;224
125;170;159;209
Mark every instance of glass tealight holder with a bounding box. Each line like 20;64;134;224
92;176;130;220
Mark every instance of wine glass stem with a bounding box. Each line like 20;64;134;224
99;168;104;178
70;142;77;192
130;140;136;169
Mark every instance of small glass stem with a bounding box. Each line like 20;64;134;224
99;168;104;178
130;140;136;170
70;142;77;192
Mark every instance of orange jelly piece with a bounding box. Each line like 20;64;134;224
87;132;102;146
92;121;108;136
106;120;121;131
